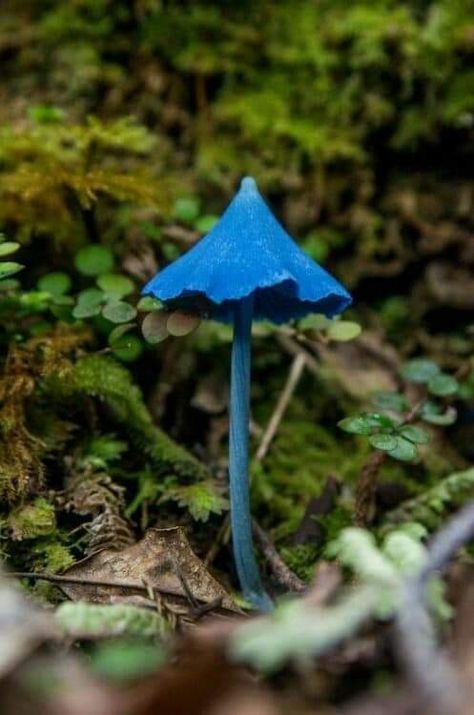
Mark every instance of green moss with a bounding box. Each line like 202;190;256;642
381;467;474;534
279;544;319;582
8;497;56;540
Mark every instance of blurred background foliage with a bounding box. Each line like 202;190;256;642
0;0;472;584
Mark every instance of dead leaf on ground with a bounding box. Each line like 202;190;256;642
60;527;239;618
316;332;401;399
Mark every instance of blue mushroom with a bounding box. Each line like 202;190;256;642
143;177;352;611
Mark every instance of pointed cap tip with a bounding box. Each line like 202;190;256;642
240;176;258;192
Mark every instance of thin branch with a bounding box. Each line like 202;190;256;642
255;352;306;462
8;571;237;612
252;520;306;593
395;501;474;714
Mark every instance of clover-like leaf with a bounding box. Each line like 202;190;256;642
387;436;418;462
327;320;361;342
194;215;219;233
369;434;398;451
97;273;135;299
0;262;24;279
338;415;376;435
401;358;439;384
427;373;459;397
75;246;114;276
141;311;169;344
398;425;430;444
298;313;331;331
38;272;72;296
166;311;200;337
102;300;137;324
137;296;163;312
421;401;457;426
0;242;20;257
111;334;142;362
73;288;104;318
371;391;408;413
173;197;201;223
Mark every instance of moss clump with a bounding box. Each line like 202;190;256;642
8;497;56;540
279;544;319;582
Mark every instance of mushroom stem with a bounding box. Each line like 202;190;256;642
229;295;273;612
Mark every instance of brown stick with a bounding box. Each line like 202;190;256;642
255;352;306;462
7;571;232;610
252;520;306;593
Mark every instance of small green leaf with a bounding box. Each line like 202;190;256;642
371;392;408;413
298;313;331;331
338;415;375;435
194;215;219;233
0;262;24;279
73;302;102;319
0;242;20;257
141;311;169;344
97;273;135;299
38;272;72;296
421;402;457;426
369;434;398;451
173;197;201;223
398;425;430;444
167;311;200;337
108;323;134;345
73;288;105;318
111;334;142;362
401;358;440;384
427;374;459;397
387;437;418;462
327;320;362;342
102;301;137;324
75;246;114;276
364;413;397;429
137;296;163;312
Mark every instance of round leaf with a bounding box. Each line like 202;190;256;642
422;404;457;426
38;272;72;296
401;359;439;384
108;323;135;346
167;311;200;337
371;392;408;413
111;334;143;362
387;437;418;462
327;320;362;342
398;425;430;444
97;273;135;299
299;314;331;331
141;311;169;344
0;242;20;257
173;197;201;223
338;416;375;435
427;374;459;397
75;246;114;276
72;302;102;319
194;215;219;233
102;301;137;324
137;296;163;312
0;262;24;279
369;434;398;451
77;288;105;308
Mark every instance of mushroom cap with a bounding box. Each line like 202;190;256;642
142;177;352;323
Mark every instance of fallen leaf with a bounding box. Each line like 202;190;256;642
60;527;238;617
